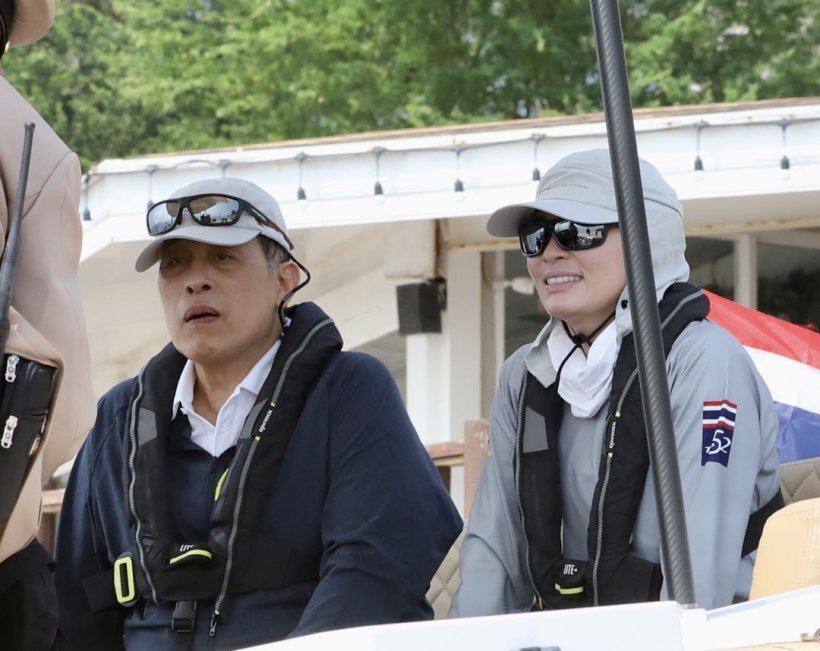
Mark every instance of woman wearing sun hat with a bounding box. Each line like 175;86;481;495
451;149;782;615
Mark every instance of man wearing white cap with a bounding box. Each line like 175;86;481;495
55;177;462;649
451;149;781;615
0;0;96;649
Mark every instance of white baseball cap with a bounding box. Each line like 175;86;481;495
135;177;298;272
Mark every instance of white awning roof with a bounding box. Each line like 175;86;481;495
81;98;820;262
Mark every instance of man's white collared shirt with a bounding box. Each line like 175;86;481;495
172;341;281;457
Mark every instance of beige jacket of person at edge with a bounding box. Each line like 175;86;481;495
0;0;95;562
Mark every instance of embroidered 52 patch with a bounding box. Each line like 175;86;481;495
701;399;737;467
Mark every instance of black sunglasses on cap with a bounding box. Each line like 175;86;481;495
146;193;293;248
519;217;612;257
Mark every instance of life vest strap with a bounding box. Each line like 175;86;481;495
82;539;321;613
743;489;785;557
83;569;118;613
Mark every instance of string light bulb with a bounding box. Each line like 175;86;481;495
531;133;544;182
145;164;159;209
296;152;308;201
373;146;386;197
453;147;465;194
693;120;707;173
780;118;791;172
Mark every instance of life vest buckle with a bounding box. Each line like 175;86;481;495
171;600;197;633
113;553;138;606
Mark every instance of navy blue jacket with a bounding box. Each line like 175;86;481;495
55;349;462;650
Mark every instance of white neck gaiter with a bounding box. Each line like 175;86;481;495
547;321;620;419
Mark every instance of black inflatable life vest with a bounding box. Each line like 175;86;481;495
83;302;342;633
516;283;783;609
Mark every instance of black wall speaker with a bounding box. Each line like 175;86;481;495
396;279;446;335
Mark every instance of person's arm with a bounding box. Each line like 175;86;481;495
661;321;780;609
0;88;95;566
449;347;534;617
54;397;129;650
289;354;462;637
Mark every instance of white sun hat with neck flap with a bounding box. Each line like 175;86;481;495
487;148;683;234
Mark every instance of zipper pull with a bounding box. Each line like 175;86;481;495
5;355;19;383
208;610;219;637
2;415;18;449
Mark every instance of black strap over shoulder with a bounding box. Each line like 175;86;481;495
517;373;565;605
586;284;710;605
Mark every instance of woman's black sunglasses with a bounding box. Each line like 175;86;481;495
146;193;293;248
518;217;612;257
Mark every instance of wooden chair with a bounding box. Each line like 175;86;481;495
750;457;820;599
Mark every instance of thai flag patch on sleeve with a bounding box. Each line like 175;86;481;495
702;399;737;467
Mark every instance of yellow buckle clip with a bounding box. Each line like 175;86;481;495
554;582;585;596
114;554;137;606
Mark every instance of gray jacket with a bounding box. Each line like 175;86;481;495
452;190;781;614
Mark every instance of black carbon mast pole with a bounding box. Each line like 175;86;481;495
0;122;35;356
588;0;696;606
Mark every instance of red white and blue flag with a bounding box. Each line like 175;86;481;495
706;290;820;464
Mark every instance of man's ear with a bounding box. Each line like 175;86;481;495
275;260;301;304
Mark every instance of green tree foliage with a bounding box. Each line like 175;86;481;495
2;0;818;166
625;0;820;106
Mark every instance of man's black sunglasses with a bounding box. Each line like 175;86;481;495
146;193;293;248
518;217;612;257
